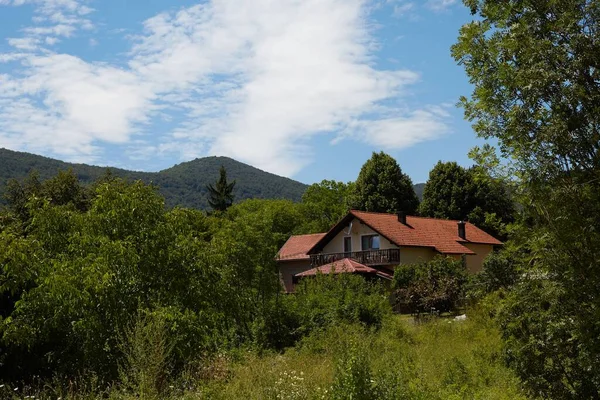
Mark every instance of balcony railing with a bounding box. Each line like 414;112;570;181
310;248;400;267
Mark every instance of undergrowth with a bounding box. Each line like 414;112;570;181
4;310;529;399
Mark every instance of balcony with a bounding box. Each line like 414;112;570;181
310;248;400;267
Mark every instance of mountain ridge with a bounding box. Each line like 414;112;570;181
0;148;425;209
0;148;308;209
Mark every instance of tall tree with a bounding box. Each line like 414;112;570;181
301;180;352;233
350;152;419;214
453;1;600;398
419;161;513;237
206;166;236;212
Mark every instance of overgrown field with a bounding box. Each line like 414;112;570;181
0;312;529;400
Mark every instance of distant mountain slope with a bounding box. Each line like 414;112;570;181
413;183;425;201
0;148;308;209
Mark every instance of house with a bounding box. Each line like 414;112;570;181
276;210;503;293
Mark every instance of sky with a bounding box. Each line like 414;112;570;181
0;0;486;184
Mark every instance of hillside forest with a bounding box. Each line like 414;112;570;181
2;0;600;399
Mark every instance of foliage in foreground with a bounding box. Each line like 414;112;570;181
393;256;468;314
0;313;529;400
453;0;600;397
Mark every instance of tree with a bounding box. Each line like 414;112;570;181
419;162;475;220
419;161;514;237
301;180;352;233
453;1;600;397
350;152;419;214
206;166;236;212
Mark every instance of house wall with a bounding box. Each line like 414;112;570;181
463;243;494;273
278;259;312;293
399;247;437;265
322;218;398;254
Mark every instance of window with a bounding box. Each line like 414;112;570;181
361;235;380;250
344;237;352;254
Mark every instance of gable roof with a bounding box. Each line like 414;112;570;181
295;258;393;280
277;233;327;261
308;210;502;256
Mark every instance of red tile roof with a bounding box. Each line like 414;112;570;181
295;258;393;280
308;210;503;256
277;233;326;261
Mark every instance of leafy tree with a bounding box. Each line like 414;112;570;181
419;161;514;237
453;1;600;397
393;256;468;314
350;152;419;214
301;180;352;232
206;166;236;212
419;162;474;220
3;170;42;223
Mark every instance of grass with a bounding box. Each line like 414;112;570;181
0;311;530;400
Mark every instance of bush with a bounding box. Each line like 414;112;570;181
466;251;520;301
292;273;391;336
393;256;468;314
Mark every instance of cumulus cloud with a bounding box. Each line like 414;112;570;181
0;0;451;176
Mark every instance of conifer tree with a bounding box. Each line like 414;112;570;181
206;166;236;212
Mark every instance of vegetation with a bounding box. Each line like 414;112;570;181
453;0;600;397
0;148;307;209
393;256;468;315
350;151;419;214
300;179;352;233
206;166;236;212
419;161;513;237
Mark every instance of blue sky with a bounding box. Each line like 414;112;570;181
0;0;485;184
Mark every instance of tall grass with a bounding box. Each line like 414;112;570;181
1;311;529;399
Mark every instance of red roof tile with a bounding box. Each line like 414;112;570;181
307;210;502;256
352;210;502;253
295;258;393;280
277;233;326;261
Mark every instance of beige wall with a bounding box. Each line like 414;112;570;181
463;243;494;273
322;218;398;254
399;247;437;265
278;259;312;293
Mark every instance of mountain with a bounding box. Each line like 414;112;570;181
413;183;425;201
0;148;308;209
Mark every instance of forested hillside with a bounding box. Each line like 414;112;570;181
0;148;308;209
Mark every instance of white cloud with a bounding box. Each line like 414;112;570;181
0;0;451;176
426;0;457;12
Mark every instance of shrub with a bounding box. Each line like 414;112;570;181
393;256;468;314
331;343;375;400
466;250;520;301
119;311;175;399
292;273;391;336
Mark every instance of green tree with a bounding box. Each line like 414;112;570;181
453;1;600;397
419;161;514;237
206;166;236;212
301;180;352;232
350;152;419;214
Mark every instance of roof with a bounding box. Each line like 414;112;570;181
276;233;327;261
308;210;503;256
294;258;393;280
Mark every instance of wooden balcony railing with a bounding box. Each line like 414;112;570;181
310;248;400;267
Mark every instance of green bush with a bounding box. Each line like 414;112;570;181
292;273;391;335
466;250;520;301
393;256;468;314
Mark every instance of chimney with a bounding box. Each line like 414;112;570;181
397;211;407;225
457;221;466;240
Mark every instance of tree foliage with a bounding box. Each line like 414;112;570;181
300;180;352;233
350;152;419;214
419;161;514;237
206;166;236;212
453;1;600;397
393;256;468;314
